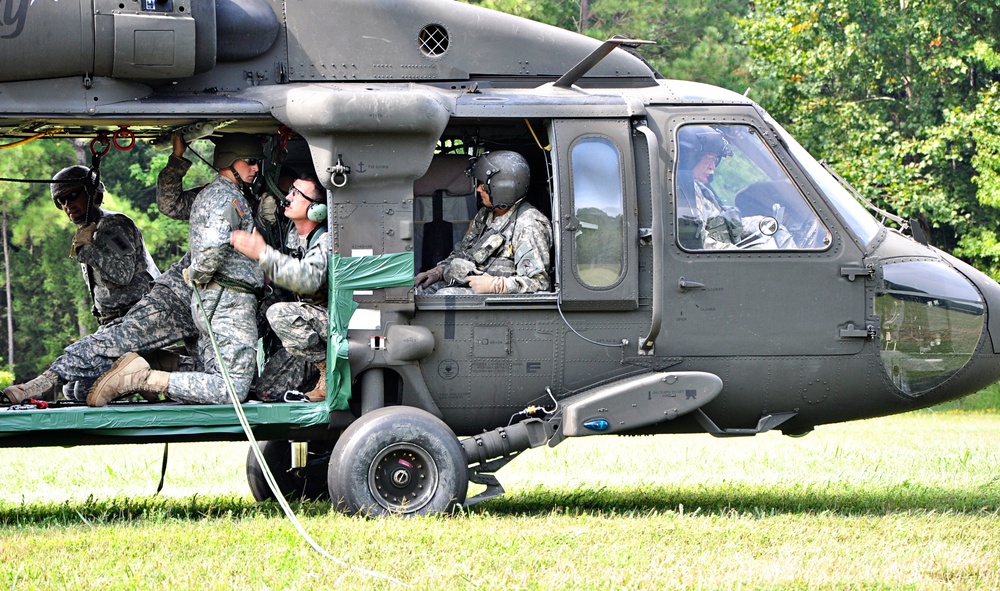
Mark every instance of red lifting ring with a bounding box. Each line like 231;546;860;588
277;125;295;151
90;133;112;157
112;127;136;151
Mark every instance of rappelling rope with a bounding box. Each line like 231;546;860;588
192;284;409;587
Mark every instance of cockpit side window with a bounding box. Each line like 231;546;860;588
570;136;625;288
675;124;830;251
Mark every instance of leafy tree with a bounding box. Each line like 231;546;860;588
740;0;1000;276
464;0;753;93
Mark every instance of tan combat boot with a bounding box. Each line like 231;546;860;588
3;370;61;404
303;361;326;402
87;353;171;407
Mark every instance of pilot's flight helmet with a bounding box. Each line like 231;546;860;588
51;165;104;207
677;126;730;170
211;133;264;170
470;150;530;209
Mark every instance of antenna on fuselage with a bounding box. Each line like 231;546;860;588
553;35;655;89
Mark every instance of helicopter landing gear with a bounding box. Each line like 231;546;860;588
327;406;468;516
246;439;335;502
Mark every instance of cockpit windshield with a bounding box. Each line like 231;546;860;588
772;122;882;248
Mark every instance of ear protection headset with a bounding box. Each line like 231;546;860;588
307;199;327;222
298;182;327;222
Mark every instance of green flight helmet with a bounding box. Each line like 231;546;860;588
211;133;264;169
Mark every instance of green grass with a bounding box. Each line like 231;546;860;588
927;382;1000;413
2;412;1000;589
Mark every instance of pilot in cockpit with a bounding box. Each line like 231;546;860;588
676;125;795;251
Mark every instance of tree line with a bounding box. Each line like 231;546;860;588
2;0;998;382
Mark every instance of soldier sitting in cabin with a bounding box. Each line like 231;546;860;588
414;150;552;295
230;174;330;401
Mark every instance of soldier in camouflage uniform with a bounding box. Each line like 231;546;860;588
2;165;159;404
160;133;311;400
88;134;266;406
53;165;159;324
231;175;330;401
415;151;551;295
676;125;796;250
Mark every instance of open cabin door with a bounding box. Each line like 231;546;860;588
551;118;639;311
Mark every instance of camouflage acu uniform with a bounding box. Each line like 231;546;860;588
44;160;208;399
160;153;308;400
158;154;285;246
430;201;551;294
75;209;158;324
262;226;330;364
167;175;263;404
51;254;197;398
156;154;196;219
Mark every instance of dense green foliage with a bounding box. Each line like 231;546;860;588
741;0;1000;277
468;0;753;92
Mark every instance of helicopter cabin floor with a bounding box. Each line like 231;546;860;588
0;400;346;448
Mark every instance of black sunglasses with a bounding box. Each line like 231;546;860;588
242;158;261;167
54;189;88;208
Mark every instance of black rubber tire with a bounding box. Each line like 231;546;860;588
327;406;468;517
246;439;334;502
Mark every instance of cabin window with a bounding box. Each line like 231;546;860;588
571;136;625;288
779;125;881;247
675;124;830;251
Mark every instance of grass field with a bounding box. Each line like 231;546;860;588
2;407;1000;590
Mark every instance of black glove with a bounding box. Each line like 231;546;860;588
414;267;443;289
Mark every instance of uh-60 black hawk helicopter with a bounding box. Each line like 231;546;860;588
2;0;999;516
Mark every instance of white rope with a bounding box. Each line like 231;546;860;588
193;285;409;587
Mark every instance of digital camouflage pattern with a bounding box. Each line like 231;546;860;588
75;209;157;324
183;175;264;288
258;226;329;305
51;255;198;399
260;225;330;363
167;174;263;403
155;154;196;220
430;201;551;294
168;288;258;404
266;302;327;363
8;155;299;404
158;154;286;250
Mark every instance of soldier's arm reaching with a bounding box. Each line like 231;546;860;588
156;134;203;220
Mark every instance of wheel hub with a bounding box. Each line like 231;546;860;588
369;442;439;513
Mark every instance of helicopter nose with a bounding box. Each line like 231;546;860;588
876;251;1000;402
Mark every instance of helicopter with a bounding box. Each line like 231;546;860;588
1;0;999;516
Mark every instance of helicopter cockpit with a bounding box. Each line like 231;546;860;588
675;124;830;252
